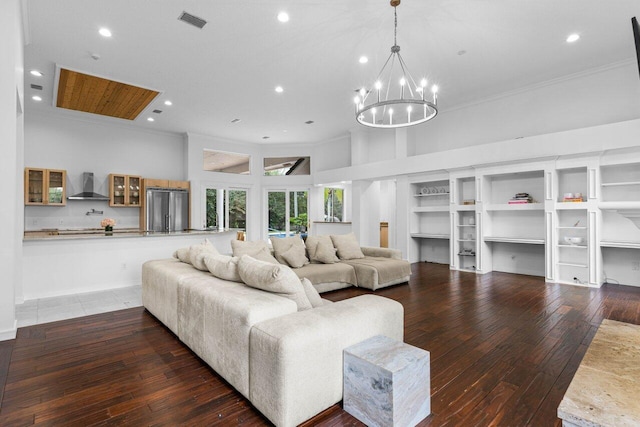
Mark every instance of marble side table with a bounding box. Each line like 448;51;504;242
343;335;430;427
558;319;640;427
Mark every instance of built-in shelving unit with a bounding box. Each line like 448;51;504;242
403;150;640;287
409;176;451;265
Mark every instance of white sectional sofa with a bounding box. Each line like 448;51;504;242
142;257;404;427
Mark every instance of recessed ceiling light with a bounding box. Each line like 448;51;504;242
359;56;368;64
275;86;284;93
32;95;42;102
277;12;289;23
147;117;155;122
566;33;580;43
30;70;43;77
99;28;112;38
164;100;172;106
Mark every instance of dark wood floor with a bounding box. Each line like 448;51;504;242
1;263;639;426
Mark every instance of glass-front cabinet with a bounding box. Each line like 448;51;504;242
109;174;141;207
24;168;66;206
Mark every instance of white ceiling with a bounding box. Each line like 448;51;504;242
24;0;640;144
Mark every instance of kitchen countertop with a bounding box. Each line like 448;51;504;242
23;228;233;241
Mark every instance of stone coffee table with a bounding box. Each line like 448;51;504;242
558;319;640;426
343;335;430;427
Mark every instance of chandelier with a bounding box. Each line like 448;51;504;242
354;0;438;129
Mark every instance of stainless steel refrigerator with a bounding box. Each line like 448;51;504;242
145;188;189;232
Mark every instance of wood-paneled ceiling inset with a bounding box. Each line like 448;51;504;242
56;68;159;120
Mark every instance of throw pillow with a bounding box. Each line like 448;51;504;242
270;236;309;267
330;232;365;260
301;278;323;308
281;245;309;268
189;239;219;270
203;254;242;282
230;239;279;264
173;247;191;263
305;235;340;264
237;255;312;311
315;241;339;264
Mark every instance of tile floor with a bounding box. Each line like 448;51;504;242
15;285;142;327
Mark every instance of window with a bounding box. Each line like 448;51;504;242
206;188;247;230
203;149;250;175
264;157;311;176
268;190;309;237
324;188;344;222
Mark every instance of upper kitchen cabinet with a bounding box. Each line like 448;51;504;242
24;168;67;206
143;179;190;190
109;174;141;207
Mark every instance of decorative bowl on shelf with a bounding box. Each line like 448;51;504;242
564;236;584;245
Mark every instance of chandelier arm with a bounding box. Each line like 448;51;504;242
373;51;396;90
382;53;397;117
397;53;418;98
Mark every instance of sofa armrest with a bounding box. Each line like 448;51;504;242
361;246;402;259
249;294;404;427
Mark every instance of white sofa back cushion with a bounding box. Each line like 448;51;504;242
330;232;365;260
231;239;279;264
270;236;309;267
203;253;242;282
238;255;312;311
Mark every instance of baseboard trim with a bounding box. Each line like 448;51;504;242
0;320;17;341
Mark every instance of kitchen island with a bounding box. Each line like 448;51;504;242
20;229;236;302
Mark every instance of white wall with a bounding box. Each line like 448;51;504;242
0;0;24;340
22;232;236;300
409;61;640;154
24;112;186;229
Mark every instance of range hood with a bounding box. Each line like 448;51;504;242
67;172;110;201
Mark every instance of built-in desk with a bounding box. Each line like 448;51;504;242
558;319;640;426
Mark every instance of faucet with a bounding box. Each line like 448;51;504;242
86;208;104;216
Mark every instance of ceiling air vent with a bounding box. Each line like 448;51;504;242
178;11;207;29
31;84;43;90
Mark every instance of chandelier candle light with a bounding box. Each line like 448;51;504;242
354;0;438;128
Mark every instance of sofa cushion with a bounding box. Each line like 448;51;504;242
330;232;365;260
238;255;312;311
291;262;357;288
281;245;310;268
172;239;218;270
301;278;323;308
306;235;340;264
203;253;242;282
190;240;220;270
270;236;309;267
231;239;279;264
342;256;412;290
173;246;191;263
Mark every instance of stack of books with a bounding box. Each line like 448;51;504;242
508;193;533;204
562;196;584;202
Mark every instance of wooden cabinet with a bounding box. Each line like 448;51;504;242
169;180;190;190
109;174;141;207
25;168;66;206
143;178;169;188
143;179;190;190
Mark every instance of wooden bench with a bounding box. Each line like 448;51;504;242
558;319;640;426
